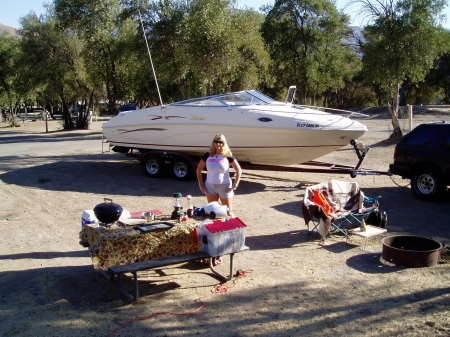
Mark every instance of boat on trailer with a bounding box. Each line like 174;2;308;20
102;88;367;175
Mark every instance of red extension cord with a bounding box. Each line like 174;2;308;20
106;269;253;337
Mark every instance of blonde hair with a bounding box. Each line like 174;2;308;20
209;134;233;157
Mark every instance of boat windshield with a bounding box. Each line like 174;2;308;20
217;91;273;106
246;90;277;104
172;90;276;107
173;97;226;106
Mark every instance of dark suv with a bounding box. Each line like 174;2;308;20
390;122;450;199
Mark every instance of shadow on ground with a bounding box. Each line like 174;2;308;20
0;130;102;145
346;253;404;274
0;263;449;337
0;250;89;260
0;153;267;197
245;230;312;250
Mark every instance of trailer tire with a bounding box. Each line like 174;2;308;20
171;158;193;181
144;155;165;178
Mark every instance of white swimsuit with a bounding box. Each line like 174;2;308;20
203;153;235;198
206;154;232;185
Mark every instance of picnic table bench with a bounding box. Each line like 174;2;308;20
105;247;249;302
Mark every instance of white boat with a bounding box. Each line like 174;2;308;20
102;89;367;166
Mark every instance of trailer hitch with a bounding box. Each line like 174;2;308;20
349;139;391;177
350;139;369;171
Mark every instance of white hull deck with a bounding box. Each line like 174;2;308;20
103;89;367;166
104;124;365;165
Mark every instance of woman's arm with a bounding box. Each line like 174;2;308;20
231;159;242;190
196;159;207;194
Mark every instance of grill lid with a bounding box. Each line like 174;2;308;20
94;198;123;225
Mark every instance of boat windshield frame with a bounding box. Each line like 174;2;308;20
170;90;277;107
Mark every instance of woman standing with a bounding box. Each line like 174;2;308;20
196;134;242;217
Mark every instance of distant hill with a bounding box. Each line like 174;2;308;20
0;23;18;37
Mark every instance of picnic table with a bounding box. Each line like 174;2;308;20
79;216;249;301
80;219;199;270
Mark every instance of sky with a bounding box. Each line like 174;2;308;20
1;0;449;30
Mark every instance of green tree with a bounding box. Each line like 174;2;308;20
185;0;259;96
0;33;22;125
136;0;270;101
261;0;357;104
433;51;450;103
55;0;134;113
19;14;87;129
133;0;192;103
358;0;448;138
403;30;450;104
228;9;272;92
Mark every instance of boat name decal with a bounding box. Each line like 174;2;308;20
296;121;320;128
148;115;186;120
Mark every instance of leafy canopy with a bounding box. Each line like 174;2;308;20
261;0;357;103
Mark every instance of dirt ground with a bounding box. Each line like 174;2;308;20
0;112;449;337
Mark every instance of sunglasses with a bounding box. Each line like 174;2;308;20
214;140;224;145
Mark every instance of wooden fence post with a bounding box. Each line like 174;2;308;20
408;104;413;131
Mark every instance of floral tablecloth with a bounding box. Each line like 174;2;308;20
79;221;200;270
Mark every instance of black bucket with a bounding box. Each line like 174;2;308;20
382;235;443;267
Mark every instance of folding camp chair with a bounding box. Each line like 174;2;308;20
328;195;384;239
303;180;387;241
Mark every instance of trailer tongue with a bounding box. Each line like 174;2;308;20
239;140;391;178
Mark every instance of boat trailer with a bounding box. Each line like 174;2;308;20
239;140;391;178
105;139;391;179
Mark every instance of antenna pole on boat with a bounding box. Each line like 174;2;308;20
137;1;164;106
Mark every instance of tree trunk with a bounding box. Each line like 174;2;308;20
60;94;73;130
8;106;19;127
86;90;94;130
389;81;403;140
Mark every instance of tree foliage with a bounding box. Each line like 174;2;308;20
19;13;90;129
358;0;448;137
143;0;270;98
0;0;449;131
261;0;358;104
55;0;132;114
0;32;21;124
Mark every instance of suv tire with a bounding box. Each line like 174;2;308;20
411;168;444;200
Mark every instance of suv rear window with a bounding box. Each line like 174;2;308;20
401;124;448;145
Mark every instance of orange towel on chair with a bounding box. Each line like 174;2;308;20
312;190;335;217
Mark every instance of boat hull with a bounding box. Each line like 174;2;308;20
103;123;365;165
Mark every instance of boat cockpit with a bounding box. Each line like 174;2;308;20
170;90;282;107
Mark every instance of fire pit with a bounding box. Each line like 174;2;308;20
382;235;443;267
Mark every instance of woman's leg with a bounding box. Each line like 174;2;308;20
220;197;234;217
204;182;220;203
204;181;220;203
206;193;219;203
206;193;223;265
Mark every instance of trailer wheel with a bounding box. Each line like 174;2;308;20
171;158;193;181
144;155;164;177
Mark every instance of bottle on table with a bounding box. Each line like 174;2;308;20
186;194;194;217
360;218;367;232
171;192;183;220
